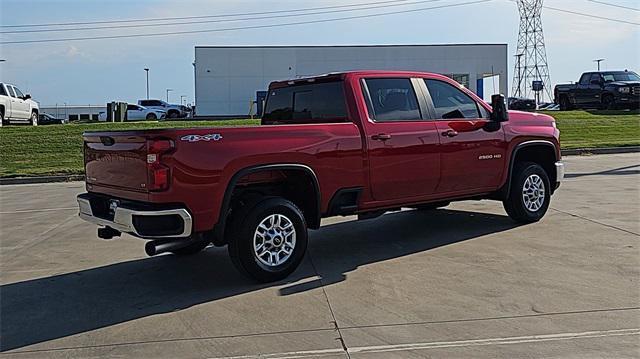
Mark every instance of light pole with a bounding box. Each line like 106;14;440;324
166;89;173;103
144;68;149;99
593;59;605;71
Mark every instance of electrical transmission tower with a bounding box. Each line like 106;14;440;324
512;0;552;102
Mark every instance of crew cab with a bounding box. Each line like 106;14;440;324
554;70;640;110
138;99;190;118
77;71;564;282
0;82;40;126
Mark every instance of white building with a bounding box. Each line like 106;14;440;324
39;105;105;121
194;44;508;117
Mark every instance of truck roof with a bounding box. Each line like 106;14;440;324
269;70;451;88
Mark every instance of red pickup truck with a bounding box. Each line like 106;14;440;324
77;71;564;282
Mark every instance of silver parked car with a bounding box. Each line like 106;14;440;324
98;104;166;121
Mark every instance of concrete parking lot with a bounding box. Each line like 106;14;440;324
1;153;638;358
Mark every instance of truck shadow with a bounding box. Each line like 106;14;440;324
0;208;519;352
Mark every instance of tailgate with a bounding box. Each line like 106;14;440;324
84;133;149;192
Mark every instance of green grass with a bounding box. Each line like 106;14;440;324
1;110;638;177
0;120;259;177
541;110;640;149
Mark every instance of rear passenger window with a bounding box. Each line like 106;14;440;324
363;78;421;121
262;81;347;125
424;79;480;119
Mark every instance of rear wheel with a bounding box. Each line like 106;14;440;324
559;96;571;111
228;197;308;283
503;162;551;223
30;111;38;126
146;113;157;120
0;110;5;126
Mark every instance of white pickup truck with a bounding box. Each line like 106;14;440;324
0;82;40;126
138;99;190;118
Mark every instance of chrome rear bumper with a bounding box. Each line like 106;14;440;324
77;195;192;238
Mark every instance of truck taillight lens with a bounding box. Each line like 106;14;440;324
146;139;174;191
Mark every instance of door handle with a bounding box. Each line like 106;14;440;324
441;129;459;137
371;133;392;141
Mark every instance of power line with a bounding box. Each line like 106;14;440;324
587;0;640;12
544;5;640;25
0;0;413;28
0;0;492;45
0;0;448;34
506;0;640;25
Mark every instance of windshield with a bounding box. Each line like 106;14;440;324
602;72;640;82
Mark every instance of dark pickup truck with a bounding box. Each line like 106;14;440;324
77;71;564;282
554;70;640;110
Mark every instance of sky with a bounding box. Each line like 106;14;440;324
0;0;638;106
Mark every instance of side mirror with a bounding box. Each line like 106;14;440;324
490;94;509;123
23;94;31;100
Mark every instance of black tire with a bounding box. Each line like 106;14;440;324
228;197;308;283
30;111;38;126
503;162;551;223
170;239;210;256
559;96;571;111
0;110;5;126
602;95;616;110
146;113;157;120
416;201;450;211
168;111;179;119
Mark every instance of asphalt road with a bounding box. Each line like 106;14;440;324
1;153;638;358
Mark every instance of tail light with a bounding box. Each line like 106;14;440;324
146;138;174;191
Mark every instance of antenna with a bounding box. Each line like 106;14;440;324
512;0;552;102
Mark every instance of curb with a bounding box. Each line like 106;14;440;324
0;175;84;185
1;147;638;185
561;146;640;156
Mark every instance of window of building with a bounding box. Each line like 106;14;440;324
69;114;79;121
92;114;99;121
362;78;421;122
444;74;470;88
80;114;90;120
424;79;481;119
262;81;348;125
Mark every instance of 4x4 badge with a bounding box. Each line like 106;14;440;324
180;134;223;142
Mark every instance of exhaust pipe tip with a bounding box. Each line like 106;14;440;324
145;241;158;256
145;237;199;257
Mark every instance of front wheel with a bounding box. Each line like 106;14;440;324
602;95;616;110
503;162;551;223
228;197;308;283
30;111;38;126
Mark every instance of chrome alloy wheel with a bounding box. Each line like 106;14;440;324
253;214;296;267
522;174;545;212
